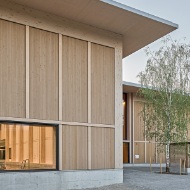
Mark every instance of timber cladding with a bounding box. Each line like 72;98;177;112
0;19;26;118
91;127;115;169
62;125;88;170
62;36;88;123
29;27;59;120
91;43;115;125
134;101;144;141
0;0;121;169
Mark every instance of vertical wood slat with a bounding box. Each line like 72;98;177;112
62;36;88;123
134;101;144;141
134;142;145;163
132;94;135;163
26;26;29;118
0;19;26;118
40;127;45;163
62;126;88;170
114;45;122;168
59;124;63;170
59;34;63;121
29;27;59;120
59;34;63;170
91;43;115;125
12;125;16;161
5;125;9;161
29;126;33;162
88;42;92;170
91;127;115;169
20;126;23;162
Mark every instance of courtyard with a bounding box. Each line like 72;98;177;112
85;166;190;190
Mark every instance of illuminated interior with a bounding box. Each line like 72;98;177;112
123;93;129;163
0;123;56;170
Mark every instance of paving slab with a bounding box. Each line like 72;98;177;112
84;167;190;190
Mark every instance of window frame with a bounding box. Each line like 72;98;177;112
0;120;59;172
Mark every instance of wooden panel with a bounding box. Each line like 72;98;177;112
12;125;16;161
29;27;59;120
0;1;121;50
32;126;40;163
5;125;9;161
45;127;55;165
91;127;115;169
19;126;23;162
114;45;124;168
123;142;129;163
0;19;25;118
62;125;88;170
40;127;45;163
146;142;156;163
134;101;144;141
91;43;115;125
29;126;33;162
62;36;88;122
134;142;145;163
23;125;29;160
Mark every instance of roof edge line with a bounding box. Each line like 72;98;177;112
100;0;178;29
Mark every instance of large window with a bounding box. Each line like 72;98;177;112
0;123;56;170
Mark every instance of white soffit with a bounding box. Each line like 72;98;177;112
10;0;178;58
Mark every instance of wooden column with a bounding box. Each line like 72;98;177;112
132;93;134;163
114;44;123;169
59;34;63;170
26;25;30;118
88;42;92;169
20;126;23;162
5;125;9;161
29;126;33;162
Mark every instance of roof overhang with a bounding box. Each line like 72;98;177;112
123;81;141;93
10;0;178;58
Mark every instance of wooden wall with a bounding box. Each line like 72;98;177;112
91;127;115;169
0;19;26;118
134;101;144;141
29;27;59;120
91;44;115;125
62;125;88;170
130;97;165;164
134;142;145;163
146;142;156;163
0;0;123;170
62;36;88;123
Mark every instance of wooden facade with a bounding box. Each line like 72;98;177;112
123;92;166;164
0;0;123;171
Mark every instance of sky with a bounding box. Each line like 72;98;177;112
114;0;190;83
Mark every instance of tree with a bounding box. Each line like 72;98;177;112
138;37;190;172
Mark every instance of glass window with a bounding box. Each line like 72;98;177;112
0;123;56;170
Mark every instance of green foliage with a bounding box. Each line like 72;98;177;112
138;37;190;149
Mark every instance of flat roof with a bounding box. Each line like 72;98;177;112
123;81;141;93
11;0;178;58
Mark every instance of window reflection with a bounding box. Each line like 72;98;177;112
0;123;56;170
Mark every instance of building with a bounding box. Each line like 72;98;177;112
0;0;177;189
123;81;190;168
123;82;165;164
